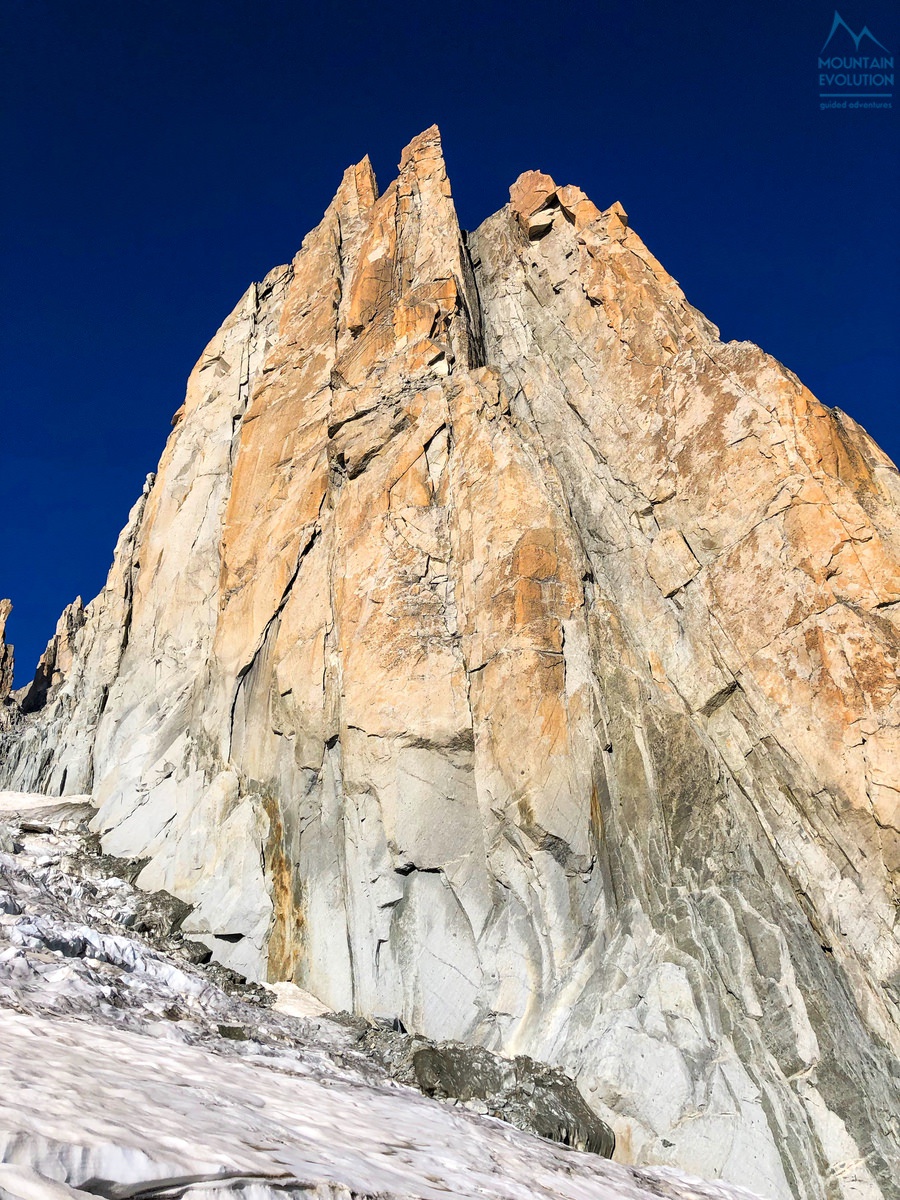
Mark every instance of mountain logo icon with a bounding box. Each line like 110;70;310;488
821;10;890;53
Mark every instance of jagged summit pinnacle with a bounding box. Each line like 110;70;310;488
2;131;898;1200
326;125;447;227
398;122;445;166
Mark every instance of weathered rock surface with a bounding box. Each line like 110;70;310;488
2;128;898;1199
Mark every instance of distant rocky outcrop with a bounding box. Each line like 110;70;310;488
1;128;898;1200
0;601;13;703
18;598;85;713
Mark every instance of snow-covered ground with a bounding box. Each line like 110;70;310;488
0;792;767;1200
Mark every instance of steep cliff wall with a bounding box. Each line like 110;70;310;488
2;128;897;1200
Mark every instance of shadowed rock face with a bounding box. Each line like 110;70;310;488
1;127;898;1199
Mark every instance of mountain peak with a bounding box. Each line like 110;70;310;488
2;132;898;1200
399;122;444;168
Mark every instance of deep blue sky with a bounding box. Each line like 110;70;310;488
2;0;897;683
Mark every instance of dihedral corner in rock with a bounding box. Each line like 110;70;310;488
2;126;898;1200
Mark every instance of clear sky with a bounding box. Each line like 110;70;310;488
1;0;898;683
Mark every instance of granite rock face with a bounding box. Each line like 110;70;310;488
2;128;898;1200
